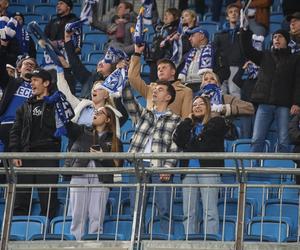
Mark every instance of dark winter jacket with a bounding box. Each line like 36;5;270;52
0;46;27;117
45;13;79;42
173;116;227;177
9;97;60;152
213;24;244;67
240;29;300;107
64;124;122;183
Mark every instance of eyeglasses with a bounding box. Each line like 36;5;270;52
23;61;36;68
94;109;108;117
192;101;206;107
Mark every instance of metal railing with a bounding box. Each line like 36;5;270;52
0;152;300;250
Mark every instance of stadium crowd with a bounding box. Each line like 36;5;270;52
0;0;300;240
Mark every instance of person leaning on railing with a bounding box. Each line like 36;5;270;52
173;96;228;235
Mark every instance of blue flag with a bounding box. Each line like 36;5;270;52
131;7;147;46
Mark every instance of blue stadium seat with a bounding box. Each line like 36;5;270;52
84;32;108;48
10;216;47;240
237;181;271;215
279;187;299;200
270;12;284;23
147;215;185;240
103;215;133;240
9;4;27;13
199;21;219;39
72;4;81;16
247;216;291;242
217;198;256;223
30;233;75;240
23;13;43;23
50;216;72;236
88;51;104;64
264;199;299;235
243;234;277;242
230;139;270;168
262;160;296;183
33;4;56;20
81;42;96;59
200;217;236;241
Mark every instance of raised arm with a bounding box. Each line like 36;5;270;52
56;67;80;110
121;82;143;124
128;45;151;98
240;29;263;66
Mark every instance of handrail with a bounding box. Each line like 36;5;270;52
0;151;299;250
1;152;300;160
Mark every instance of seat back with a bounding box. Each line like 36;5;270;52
103;215;133;240
50;216;72;236
248;216;290;242
10;216;47;240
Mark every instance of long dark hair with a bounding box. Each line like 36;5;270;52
92;106;121;166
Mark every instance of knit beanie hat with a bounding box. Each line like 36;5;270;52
272;29;290;44
58;0;73;9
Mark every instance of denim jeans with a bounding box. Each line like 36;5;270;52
182;174;220;235
129;162;173;234
251;104;290;153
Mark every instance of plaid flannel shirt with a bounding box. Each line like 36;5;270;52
122;83;181;168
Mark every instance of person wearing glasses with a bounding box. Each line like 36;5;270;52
64;106;122;240
0;38;37;157
173;96;228;235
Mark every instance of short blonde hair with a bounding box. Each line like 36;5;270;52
200;70;221;88
182;9;197;23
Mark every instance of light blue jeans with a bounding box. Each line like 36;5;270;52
251;104;290;153
182;174;220;235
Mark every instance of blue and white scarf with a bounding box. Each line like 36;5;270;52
142;0;153;25
102;46;129;94
132;6;147;45
44;91;75;137
180;44;214;77
243;62;259;80
198;83;222;105
289;40;300;54
101;67;128;95
171;18;183;66
104;46;129;64
80;0;98;24
242;34;264;80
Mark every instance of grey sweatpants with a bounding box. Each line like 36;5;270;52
69;175;109;240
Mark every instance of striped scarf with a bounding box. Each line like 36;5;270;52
198;84;222;105
180;44;214;76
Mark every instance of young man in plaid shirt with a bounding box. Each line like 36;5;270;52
122;79;181;234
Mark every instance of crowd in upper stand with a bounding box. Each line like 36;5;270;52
1;0;300;240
